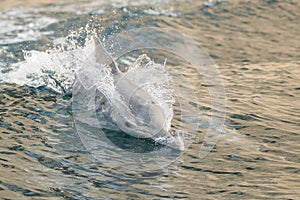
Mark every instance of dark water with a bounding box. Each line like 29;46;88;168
0;0;299;199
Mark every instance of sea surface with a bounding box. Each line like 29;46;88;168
0;0;299;199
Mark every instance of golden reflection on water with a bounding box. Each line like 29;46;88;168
0;0;299;199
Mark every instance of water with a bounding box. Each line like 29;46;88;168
0;0;299;199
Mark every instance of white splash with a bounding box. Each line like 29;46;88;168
1;35;175;131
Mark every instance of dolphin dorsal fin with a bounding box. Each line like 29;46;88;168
92;36;119;74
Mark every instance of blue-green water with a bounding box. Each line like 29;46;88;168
0;0;299;199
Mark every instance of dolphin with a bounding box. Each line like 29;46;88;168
91;36;184;151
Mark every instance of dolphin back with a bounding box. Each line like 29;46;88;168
92;36;119;74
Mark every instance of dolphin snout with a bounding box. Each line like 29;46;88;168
154;131;185;151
